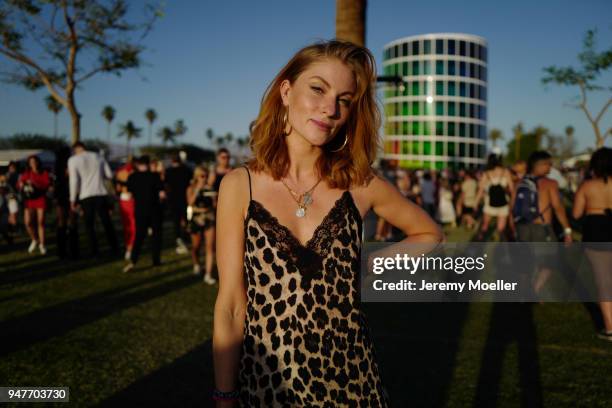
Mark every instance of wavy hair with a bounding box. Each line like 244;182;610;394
247;40;380;189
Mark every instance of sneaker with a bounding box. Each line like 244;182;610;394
39;245;47;255
28;240;38;253
122;262;135;273
193;264;201;275
203;275;217;285
597;330;612;342
124;250;131;261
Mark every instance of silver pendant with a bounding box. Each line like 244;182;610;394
295;207;305;218
303;193;313;205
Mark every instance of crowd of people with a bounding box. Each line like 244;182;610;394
0;144;234;285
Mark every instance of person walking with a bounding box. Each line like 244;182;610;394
115;158;136;261
475;154;514;241
68;142;119;256
123;155;166;272
165;154;193;255
18;155;50;255
572;147;612;341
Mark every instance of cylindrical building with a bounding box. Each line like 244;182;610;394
381;33;488;169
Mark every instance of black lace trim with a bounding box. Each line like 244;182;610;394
245;191;362;285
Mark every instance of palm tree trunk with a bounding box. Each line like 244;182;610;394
148;125;152;146
336;0;367;46
54;114;58;138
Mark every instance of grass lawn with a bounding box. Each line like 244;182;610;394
0;220;611;407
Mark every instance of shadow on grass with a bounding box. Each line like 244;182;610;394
363;302;471;408
98;340;214;407
0;266;199;358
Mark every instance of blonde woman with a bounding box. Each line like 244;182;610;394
212;40;442;406
186;165;217;285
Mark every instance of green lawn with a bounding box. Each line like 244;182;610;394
0;222;610;407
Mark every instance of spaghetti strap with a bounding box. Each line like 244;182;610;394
243;165;252;201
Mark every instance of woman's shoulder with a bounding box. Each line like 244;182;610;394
218;166;251;195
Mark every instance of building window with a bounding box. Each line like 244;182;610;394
459;123;466;137
412;141;420;154
448;60;456;76
436;141;444;155
423;60;431;75
436;101;444;116
448;122;456;136
448;81;456;96
424;141;431;154
459;40;466;56
469;103;475;118
448;102;456;116
435;81;444;96
412;81;420;96
460;82;467;97
469;42;475;58
423;81;431;95
402;62;408;76
412;60;420;76
436;60;444;75
460;61;466;77
413;41;420;55
436;39;444;54
459;102;466;116
436;121;444;136
423;40;431;54
448;39;456;55
459;143;466;156
423;121;431;136
402;43;408;57
481;46;487;62
469;84;476;99
402;102;409;115
412;121;420;135
412;101;420;116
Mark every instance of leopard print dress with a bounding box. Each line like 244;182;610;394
239;167;389;407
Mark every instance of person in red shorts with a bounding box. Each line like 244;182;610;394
115;159;136;260
18;155;50;255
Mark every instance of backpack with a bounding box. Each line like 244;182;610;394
487;174;507;207
512;175;541;224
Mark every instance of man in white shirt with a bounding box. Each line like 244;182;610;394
68;142;119;256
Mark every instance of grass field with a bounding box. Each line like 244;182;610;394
0;218;611;407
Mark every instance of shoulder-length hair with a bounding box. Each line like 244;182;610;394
247;40;380;189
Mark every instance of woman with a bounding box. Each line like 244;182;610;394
18;155;50;254
212;40;443;407
457;171;478;229
115;158;136;260
475;154;514;240
438;178;456;227
572;147;612;341
209;148;233;193
187;165;217;285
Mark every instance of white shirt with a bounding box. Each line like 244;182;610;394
68;151;112;202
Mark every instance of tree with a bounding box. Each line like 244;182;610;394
336;0;366;46
488;128;503;148
533;125;549;150
101;105;116;143
0;1;162;144
118;120;141;157
157;126;175;146
174;119;187;139
225;132;234;145
205;128;214;146
542;29;612;148
45;95;62;138
512;122;524;161
145;108;157;146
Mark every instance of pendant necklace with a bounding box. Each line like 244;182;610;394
281;177;322;218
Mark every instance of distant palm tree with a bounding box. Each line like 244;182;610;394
174;119;188;139
145;108;157;146
157;126;175;146
118;120;142;157
206;128;214;147
45;95;63;138
512;122;524;161
488;128;504;148
225;132;233;145
102;105;116;143
336;0;367;46
215;136;225;147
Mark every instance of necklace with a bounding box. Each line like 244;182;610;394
281;177;322;218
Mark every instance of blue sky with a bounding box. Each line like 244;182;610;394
0;0;610;153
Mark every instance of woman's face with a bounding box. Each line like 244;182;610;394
28;158;38;171
280;58;356;147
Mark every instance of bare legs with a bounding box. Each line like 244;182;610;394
586;248;612;333
191;227;217;284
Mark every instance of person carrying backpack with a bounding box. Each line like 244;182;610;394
475;153;514;240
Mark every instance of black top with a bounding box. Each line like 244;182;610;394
127;171;164;215
164;164;192;204
212;170;228;192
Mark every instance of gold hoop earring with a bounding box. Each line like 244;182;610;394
282;111;292;136
329;133;348;152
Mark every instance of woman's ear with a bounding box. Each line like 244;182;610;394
279;79;291;107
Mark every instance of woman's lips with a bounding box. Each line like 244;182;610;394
311;119;332;132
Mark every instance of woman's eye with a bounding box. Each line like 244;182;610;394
311;86;323;93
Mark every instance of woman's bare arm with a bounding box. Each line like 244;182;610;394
212;169;248;402
572;182;587;220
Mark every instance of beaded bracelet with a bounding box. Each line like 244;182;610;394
212;389;240;401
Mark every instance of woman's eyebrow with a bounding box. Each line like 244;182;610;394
309;75;354;96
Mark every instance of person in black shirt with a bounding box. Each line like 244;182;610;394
123;155;166;272
164;154;192;255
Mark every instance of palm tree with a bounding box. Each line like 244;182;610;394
205;128;214;147
118;120;142;157
512;122;524;161
102;105;116;143
174;119;188;138
215;136;225;148
157;126;175;146
336;0;367;46
45;95;63;138
225;132;234;145
488;128;503;148
145;108;157;146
